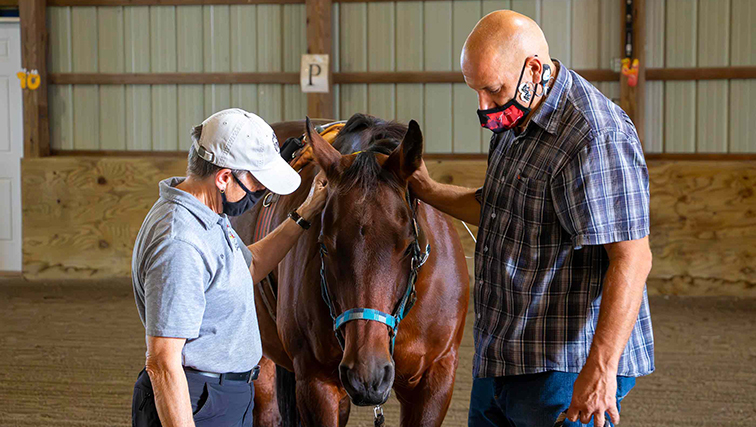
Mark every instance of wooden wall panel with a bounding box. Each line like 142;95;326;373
48;7;74;151
149;6;178;151
395;2;423;125
124;7;152;151
176;6;204;146
729;0;756;154
71;7;99;150
339;3;367;118
695;0;729;153
22;157;756;298
423;2;452;153
644;0;665;153
452;0;484;153
283;4;306;121
203;5;231;116
664;0;696;153
97;7;126;151
598;0;619;71
510;0;539;22
366;2;395;120
230;5;259;117
482;0;511;16
571;0;598;69
540;0;570;67
256;5;283;123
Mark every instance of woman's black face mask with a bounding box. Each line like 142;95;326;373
221;173;265;216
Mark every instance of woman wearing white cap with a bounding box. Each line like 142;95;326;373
130;108;327;426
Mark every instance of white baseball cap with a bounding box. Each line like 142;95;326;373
193;108;301;195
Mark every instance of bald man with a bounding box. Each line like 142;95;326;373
409;11;654;427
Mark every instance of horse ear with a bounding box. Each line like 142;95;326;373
306;116;342;177
385;119;424;181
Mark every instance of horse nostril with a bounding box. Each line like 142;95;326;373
373;362;395;391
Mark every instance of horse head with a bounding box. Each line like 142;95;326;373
306;115;424;406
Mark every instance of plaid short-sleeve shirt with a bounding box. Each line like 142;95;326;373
473;60;655;378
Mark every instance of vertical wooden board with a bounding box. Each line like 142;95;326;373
424;84;453;153
367;3;394;72
664;81;695;153
177;6;203;72
333;84;341;119
257;84;283;123
125;85;152;151
729;81;756;153
151;85;179;151
730;0;756;67
48;7;72;73
283;5;306;73
396;2;423;72
665;0;696;67
396;84;423;125
453;0;481;72
178;85;204;149
124;6;150;73
99;86;126;150
340;84;367;117
511;0;539;22
231;84;259;115
644;81;664;153
71;7;98;72
696;81;727;153
204;85;231;117
284;84;307;121
97;7;124;73
729;0;756;153
230;5;257;72
72;85;99;150
540;0;571;67
645;0;665;68
332;4;340;73
423;1;452;72
571;0;599;69
598;0;620;70
453;83;481;153
482;0;512;16
49;85;74;150
367;84;395;120
150;7;178;151
257;5;282;73
124;7;151;151
697;0;729;67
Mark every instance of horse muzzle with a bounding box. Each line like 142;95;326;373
339;360;395;406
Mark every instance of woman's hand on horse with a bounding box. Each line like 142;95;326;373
299;170;329;221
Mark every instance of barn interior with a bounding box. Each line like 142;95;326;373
1;0;755;426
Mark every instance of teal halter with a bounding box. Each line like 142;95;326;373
319;190;430;355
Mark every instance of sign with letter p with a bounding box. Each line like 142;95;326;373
300;54;330;93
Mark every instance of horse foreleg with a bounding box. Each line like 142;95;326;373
395;351;459;427
253;356;282;426
296;374;347;427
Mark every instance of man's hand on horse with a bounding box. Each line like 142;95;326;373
408;159;433;198
566;359;620;426
299;170;328;222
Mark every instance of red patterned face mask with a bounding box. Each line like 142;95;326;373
476;60;535;133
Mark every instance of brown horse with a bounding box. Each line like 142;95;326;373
231;114;469;427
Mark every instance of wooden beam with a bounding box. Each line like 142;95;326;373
49;72;301;85
19;0;50;158
0;0;19;6
647;66;756;81
620;0;645;147
306;0;333;118
48;0;304;5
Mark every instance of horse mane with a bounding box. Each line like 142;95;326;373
332;114;408;195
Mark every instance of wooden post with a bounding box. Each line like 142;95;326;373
19;0;50;158
306;0;334;119
619;0;645;147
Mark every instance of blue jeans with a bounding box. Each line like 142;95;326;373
468;371;636;427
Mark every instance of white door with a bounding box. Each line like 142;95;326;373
0;20;23;272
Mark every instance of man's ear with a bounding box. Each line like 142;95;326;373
384;119;423;181
306;116;342;178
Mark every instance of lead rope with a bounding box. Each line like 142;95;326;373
374;405;385;427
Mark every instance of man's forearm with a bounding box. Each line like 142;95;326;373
418;180;482;226
146;365;195;427
587;254;651;372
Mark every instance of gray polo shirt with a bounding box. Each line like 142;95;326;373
132;177;262;373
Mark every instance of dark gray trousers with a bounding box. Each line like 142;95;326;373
132;368;255;427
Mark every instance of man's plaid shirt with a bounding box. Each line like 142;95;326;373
473;61;655;378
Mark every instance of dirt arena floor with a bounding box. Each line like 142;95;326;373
0;277;754;426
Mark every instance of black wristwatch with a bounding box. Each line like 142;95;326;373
288;210;311;230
